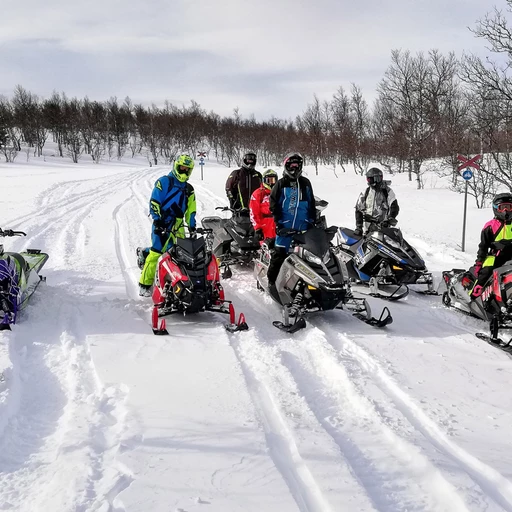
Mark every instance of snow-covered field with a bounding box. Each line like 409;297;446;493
1;154;512;512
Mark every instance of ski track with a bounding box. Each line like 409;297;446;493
321;323;512;511
0;297;132;512
223;268;512;511
2;169;512;510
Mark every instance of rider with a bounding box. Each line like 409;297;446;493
225;152;262;213
138;154;197;297
267;153;316;296
465;192;512;298
249;169;278;242
355;165;399;235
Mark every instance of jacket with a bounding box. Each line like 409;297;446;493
476;219;512;266
270;175;316;232
149;174;196;236
225;167;262;210
249;185;276;239
355;185;399;229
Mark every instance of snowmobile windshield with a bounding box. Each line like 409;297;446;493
300;227;330;258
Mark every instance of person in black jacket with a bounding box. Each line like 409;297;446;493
225;152;262;211
465;192;512;298
267;153;316;294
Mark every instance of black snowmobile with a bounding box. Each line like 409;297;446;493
442;258;512;353
201;207;261;278
254;226;392;333
334;218;436;301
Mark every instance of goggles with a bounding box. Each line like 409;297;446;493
264;176;277;185
367;175;383;184
496;202;512;213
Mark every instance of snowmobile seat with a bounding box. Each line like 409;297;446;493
338;227;362;246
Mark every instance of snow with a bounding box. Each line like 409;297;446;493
1;153;512;511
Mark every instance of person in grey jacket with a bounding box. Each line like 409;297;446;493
355;165;399;235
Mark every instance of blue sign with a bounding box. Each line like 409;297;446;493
462;170;473;180
199;157;205;165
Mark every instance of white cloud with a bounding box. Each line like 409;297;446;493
0;0;498;118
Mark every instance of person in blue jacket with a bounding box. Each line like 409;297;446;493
138;154;197;296
266;152;316;295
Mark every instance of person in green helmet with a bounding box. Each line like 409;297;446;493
137;154;197;297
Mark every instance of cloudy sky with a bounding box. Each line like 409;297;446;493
0;0;499;120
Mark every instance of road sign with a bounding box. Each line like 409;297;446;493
462;170;473;180
199;157;205;180
457;154;481;172
199;157;205;165
197;151;207;158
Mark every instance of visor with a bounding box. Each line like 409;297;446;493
496;202;512;213
265;176;277;185
178;165;192;174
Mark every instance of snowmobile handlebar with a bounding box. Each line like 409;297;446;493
0;229;26;237
215;206;250;214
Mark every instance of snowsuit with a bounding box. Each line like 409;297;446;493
473;219;512;289
249;185;276;240
355;185;399;232
225;166;262;211
139;174;196;287
266;175;316;284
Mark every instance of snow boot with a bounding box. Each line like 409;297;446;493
136;247;149;270
139;283;152;297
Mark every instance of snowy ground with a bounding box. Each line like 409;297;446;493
1;154;512;512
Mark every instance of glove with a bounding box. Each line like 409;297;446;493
153;219;166;236
473;261;482;275
354;228;363;236
189;226;197;239
255;228;264;241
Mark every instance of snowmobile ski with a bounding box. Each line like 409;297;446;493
475;333;512;354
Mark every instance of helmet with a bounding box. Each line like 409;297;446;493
242;152;257;169
262;169;278;190
366;166;384;188
283;152;304;179
173;154;195;182
492;192;512;221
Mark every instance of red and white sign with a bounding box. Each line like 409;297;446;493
197;151;207;157
457;154;481;172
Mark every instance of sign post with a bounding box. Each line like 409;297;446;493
457;154;481;252
197;151;206;180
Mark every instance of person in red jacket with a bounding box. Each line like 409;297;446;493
250;169;278;242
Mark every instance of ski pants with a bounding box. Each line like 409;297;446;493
139;226;175;286
267;238;292;285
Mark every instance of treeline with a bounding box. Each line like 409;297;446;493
1;3;512;201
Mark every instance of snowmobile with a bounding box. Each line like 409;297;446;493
334;218;436;301
442;260;512;354
254;226;392;333
200;207;261;279
136;227;248;335
0;228;49;330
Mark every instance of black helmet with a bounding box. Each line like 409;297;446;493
366;166;384;188
283;152;304;179
243;152;257;169
492;192;512;221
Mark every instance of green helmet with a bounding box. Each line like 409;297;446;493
262;169;278;190
172;154;195;182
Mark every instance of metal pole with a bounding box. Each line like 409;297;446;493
201;164;203;180
462;180;468;252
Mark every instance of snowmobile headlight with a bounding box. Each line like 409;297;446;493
303;249;322;265
383;234;402;250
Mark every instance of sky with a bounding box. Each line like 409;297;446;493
0;0;501;120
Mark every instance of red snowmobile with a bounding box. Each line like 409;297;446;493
137;227;248;335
